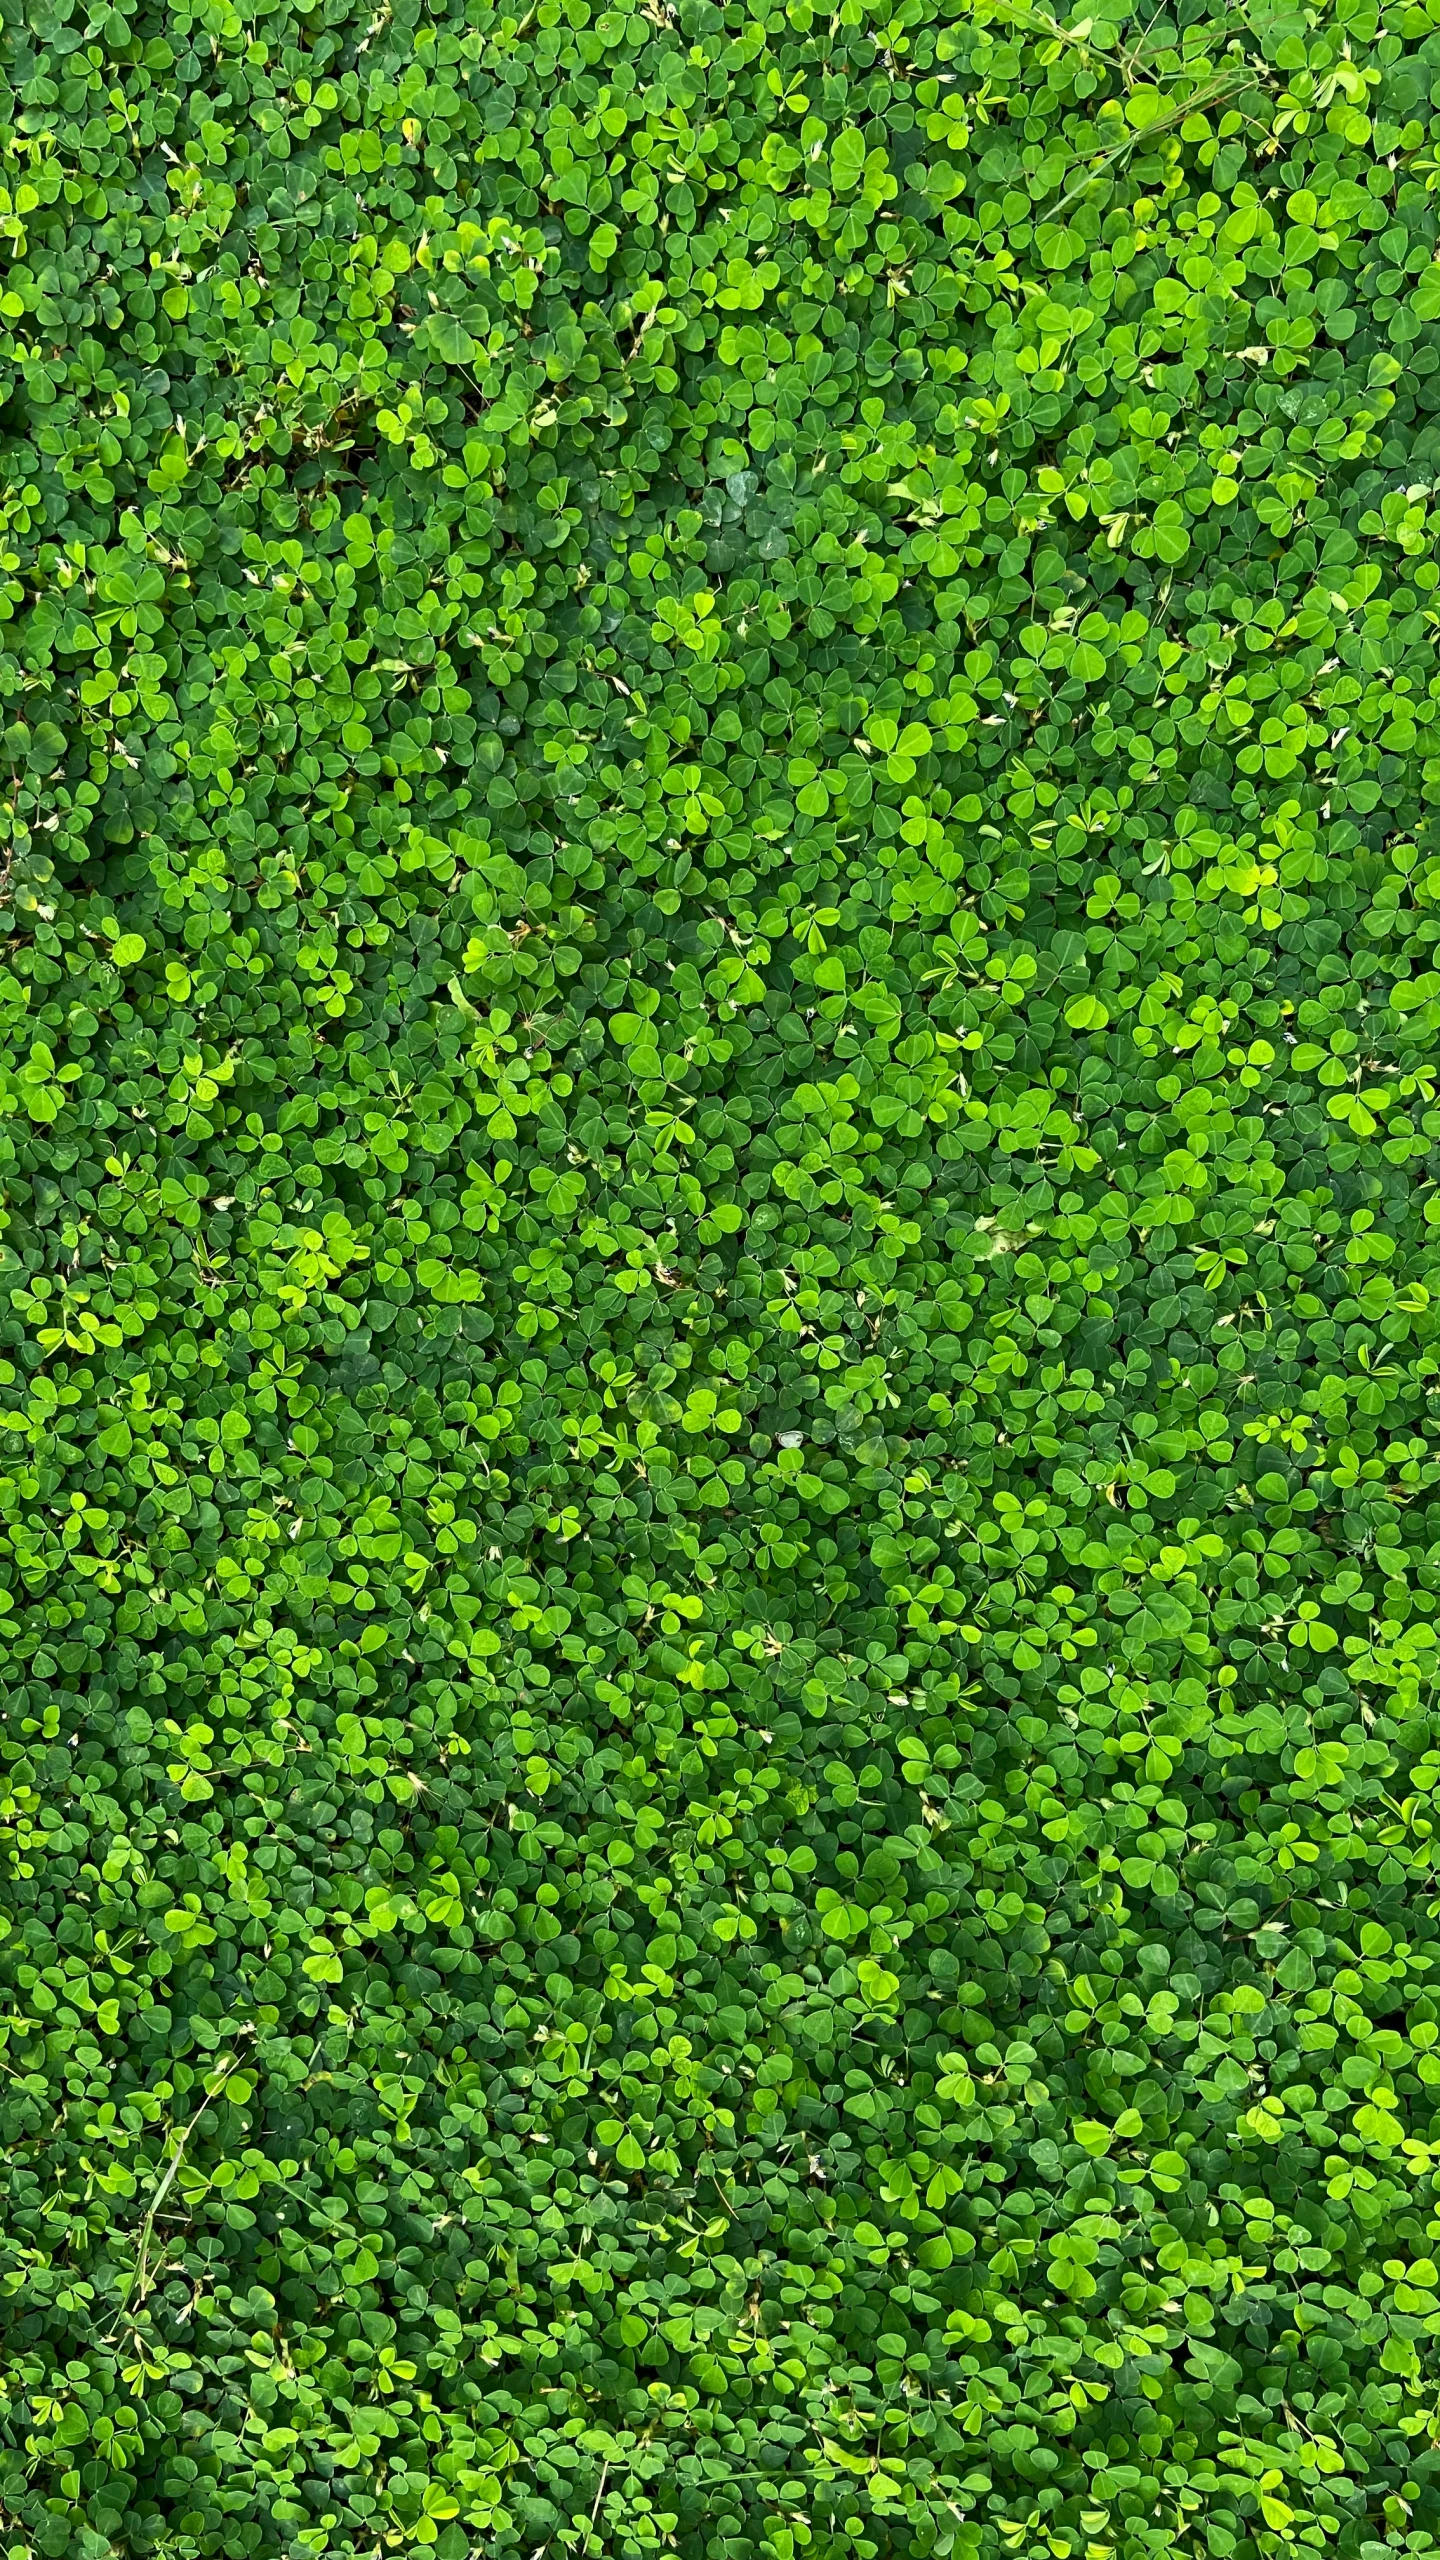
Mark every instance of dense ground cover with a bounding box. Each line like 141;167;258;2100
4;0;1440;2555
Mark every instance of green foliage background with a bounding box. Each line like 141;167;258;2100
5;0;1440;2553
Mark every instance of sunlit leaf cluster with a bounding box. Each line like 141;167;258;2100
5;0;1440;2555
